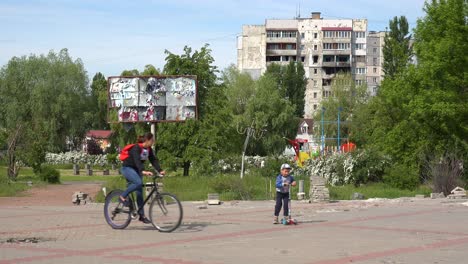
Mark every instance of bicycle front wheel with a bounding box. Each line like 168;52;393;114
104;190;132;229
149;192;183;232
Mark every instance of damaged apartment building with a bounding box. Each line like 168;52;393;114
237;12;385;118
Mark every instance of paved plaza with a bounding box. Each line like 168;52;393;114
1;192;468;264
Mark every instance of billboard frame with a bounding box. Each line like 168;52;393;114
106;75;198;124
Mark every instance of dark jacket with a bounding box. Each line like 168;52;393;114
122;144;162;175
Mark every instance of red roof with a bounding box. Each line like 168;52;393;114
86;130;113;139
321;27;352;31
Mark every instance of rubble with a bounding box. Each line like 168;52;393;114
72;191;90;205
447;187;467;199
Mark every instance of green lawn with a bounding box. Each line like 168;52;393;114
328;183;432;200
2;166;433;201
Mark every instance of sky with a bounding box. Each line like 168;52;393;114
0;0;428;79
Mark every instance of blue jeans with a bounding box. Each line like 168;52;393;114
121;167;144;216
274;192;289;217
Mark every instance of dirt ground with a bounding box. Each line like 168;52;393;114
0;182;102;206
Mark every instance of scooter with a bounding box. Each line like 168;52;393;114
282;190;298;225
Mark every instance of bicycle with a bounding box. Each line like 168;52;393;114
103;173;183;232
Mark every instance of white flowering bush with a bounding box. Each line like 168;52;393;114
45;151;108;166
300;149;391;186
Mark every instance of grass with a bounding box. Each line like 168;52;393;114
0;167;46;197
94;172;312;202
1;165;433;202
328;183;432;200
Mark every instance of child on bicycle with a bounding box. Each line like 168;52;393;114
120;132;165;224
273;163;296;224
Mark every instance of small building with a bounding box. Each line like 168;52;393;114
83;130;113;153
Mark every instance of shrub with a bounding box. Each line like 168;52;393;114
211;175;253;200
38;165;61;184
351;148;391;186
383;163;419;190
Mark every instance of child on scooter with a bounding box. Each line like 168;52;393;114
273;164;296;224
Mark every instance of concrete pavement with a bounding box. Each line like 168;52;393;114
1;198;468;264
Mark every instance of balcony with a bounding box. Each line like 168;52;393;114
336;61;351;67
266;49;297;56
322;61;336;67
266;37;297;43
322;50;351;55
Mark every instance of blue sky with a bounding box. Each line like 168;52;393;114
0;0;427;78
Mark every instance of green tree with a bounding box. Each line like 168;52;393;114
88;72;109;130
315;73;368;149
382;16;413;78
141;64;160;75
354;0;467;185
157;45;232;176
265;61;307;117
240;73;298;155
0;49;89;178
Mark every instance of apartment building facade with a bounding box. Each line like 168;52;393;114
237;12;376;118
366;31;385;96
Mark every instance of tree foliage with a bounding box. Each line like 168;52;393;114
0;49;89;178
382;16;413;78
353;0;467;185
265;61;307;117
314;73;368;147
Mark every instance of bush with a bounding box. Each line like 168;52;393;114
37;165;61;184
211;175;253;200
383;164;419;190
351;148;391;186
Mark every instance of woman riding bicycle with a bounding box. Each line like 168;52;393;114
119;132;165;224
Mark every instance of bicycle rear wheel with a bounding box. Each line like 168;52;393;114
149;192;183;232
104;190;132;229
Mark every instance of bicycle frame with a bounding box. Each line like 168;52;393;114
128;176;161;215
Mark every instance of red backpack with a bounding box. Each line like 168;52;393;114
119;143;145;161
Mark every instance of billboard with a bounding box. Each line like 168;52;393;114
107;75;197;123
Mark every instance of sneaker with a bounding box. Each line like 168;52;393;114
273;217;279;224
119;196;130;207
139;216;152;224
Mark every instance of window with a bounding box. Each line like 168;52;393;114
301;56;305;62
314;33;318;39
314;45;318;50
355;56;365;63
313;56;318;63
338;43;350;50
301;126;308;134
373;58;377;65
313;92;317;98
282;56;289;61
301;32;305;39
373;67;377;73
355;43;365;50
373;48;377;54
355;68;366;74
373;77;377;83
313;104;317;110
314;68;318;74
314;80;318;87
355;79;363;85
300;45;304;50
266;56;281;62
354;32;365;38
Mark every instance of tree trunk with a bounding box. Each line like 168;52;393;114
183;161;190;176
7;125;22;181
